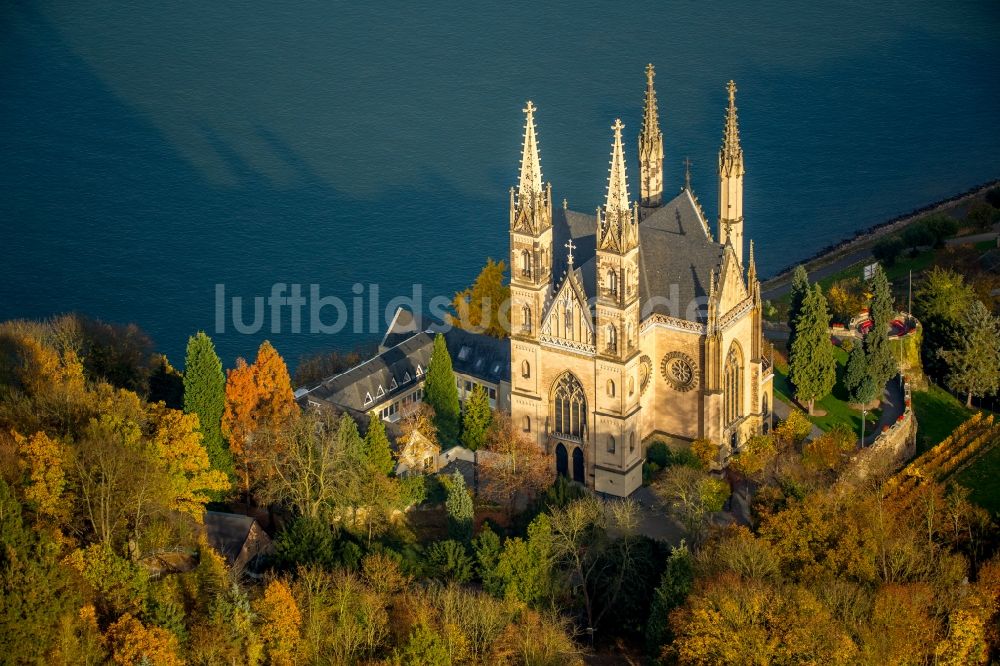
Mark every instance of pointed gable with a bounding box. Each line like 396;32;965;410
541;269;595;347
715;241;749;314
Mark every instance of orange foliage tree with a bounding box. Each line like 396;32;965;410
479;412;551;514
223;341;298;497
105;613;183;666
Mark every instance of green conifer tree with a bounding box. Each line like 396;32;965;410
336;412;364;459
645;542;694;655
424;334;461;446
363;414;395;476
461;384;492;451
789;285;837;415
864;265;896;389
182;331;232;475
940;300;1000;408
444;470;474;541
786;265;810;350
843;344;868;402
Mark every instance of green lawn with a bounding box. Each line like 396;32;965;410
773;346;879;437
955;444;1000;515
910;384;1000;514
910;384;972;455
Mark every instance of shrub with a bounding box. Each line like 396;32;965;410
873;236;905;266
902;223;935;250
967;201;999;231
921;214;959;247
647;440;670;467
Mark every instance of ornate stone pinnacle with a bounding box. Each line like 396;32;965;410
646;63;655;85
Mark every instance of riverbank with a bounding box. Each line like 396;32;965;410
762;179;1000;298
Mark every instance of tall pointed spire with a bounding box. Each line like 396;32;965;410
718;80;746;265
721;81;742;169
606;118;630;213
518;101;543;198
511;101;552;237
639;64;664;209
599;119;638;253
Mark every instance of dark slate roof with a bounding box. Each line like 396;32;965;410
301;309;512;413
552;207;597;278
443;327;510;383
556;189;722;323
637;189;723;322
204;511;259;563
380;307;421;351
303;331;434;412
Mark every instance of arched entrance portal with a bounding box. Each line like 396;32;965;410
572;447;585;484
555;442;568;477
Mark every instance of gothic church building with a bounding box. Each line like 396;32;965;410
509;66;773;497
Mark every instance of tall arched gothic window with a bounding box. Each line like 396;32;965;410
607;269;618;297
552;373;586;438
724;344;743;425
520;249;531;277
521;304;532;333
607;324;618;353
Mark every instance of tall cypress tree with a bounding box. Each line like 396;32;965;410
424;334;461;446
461;384;492;451
864;265;896;389
787;265;810;350
183;332;232;475
789;285;837;415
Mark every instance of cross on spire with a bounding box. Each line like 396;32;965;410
565;238;576;266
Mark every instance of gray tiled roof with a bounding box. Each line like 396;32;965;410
444;326;510;383
301;313;511;413
555;189;722;323
204;511;258;563
304;331;434;411
638;190;723;322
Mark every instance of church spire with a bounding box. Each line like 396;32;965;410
639;64;664;208
518;101;543;199
720;81;743;172
510;101;552;237
599;119;638;253
718;80;745;265
607;118;630;213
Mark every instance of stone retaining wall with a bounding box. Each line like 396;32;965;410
851;376;917;480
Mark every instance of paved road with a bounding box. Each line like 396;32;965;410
762;223;998;302
864;374;906;446
945;230;998;246
630;485;686;545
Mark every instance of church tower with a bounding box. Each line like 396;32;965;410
509;101;553;339
718;80;745;265
638;64;664;209
593;119;643;495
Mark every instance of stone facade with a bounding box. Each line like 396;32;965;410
509;68;772;497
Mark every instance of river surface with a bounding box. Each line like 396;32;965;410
2;2;998;367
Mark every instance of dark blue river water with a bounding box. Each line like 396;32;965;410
1;2;998;368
